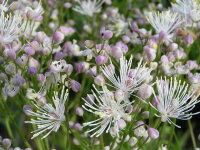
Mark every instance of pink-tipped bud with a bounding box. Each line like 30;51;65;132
185;34;194;46
94;74;105;86
159;31;167;41
76;107;84;117
24;46;35;56
8;49;16;60
37;74;45;83
141;111;149;119
69;121;74;128
169;43;178;51
148;128;159;139
29;57;40;68
117;119;126;130
122;36;130;43
64;2;72;8
74;123;82;131
103;30;113;40
137;84;153;100
111;46;123;60
2;138;11;149
70;80;81;92
53;31;65;44
65;64;73;75
95;55;107;65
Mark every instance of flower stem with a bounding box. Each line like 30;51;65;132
167;119;176;149
187;120;197;149
110;137;117;150
100;134;104;150
0;93;32;148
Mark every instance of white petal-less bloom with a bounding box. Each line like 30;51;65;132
25;87;68;139
151;77;200;128
73;0;104;17
82;85;130;137
0;11;24;44
0;0;9;12
146;10;183;41
101;56;152;103
172;0;200;23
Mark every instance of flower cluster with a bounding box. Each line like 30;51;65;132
0;0;200;149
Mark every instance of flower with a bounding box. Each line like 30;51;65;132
0;0;9;12
172;0;200;23
146;10;183;41
82;85;131;137
150;77;200;128
73;0;104;17
101;56;152;103
0;11;24;44
25;86;68;139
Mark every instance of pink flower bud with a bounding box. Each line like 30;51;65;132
74;123;82;131
69;121;74;128
111;46;123;60
7;49;16;60
84;40;94;48
75;62;90;73
137;84;153;100
54;52;64;60
2;138;11;149
28;67;37;75
169;43;178;51
141;111;149;119
70;80;81;92
65;64;73;75
94;74;105;86
95;55;107;65
76;107;84;116
122;36;130;43
64;2;72;8
117;119;126;130
30;41;40;50
103;30;113;40
185;34;194;46
29;57;40;68
152;96;160;106
24;46;35;56
53;31;65;44
37;74;45;83
159;31;167;41
131;22;138;32
148;128;159;139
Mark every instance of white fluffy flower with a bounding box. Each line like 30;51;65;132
0;11;24;44
73;0;104;17
82;85;130;137
0;0;9;12
172;0;200;23
151;77;200;128
25;87;68;139
146;10;183;41
101;56;152;103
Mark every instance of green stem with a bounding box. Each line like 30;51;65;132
167;119;176;149
187;120;197;149
99;134;104;150
52;132;55;149
5;118;16;147
110;137;117;150
156;122;166;150
45;138;49;150
0;93;32;148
